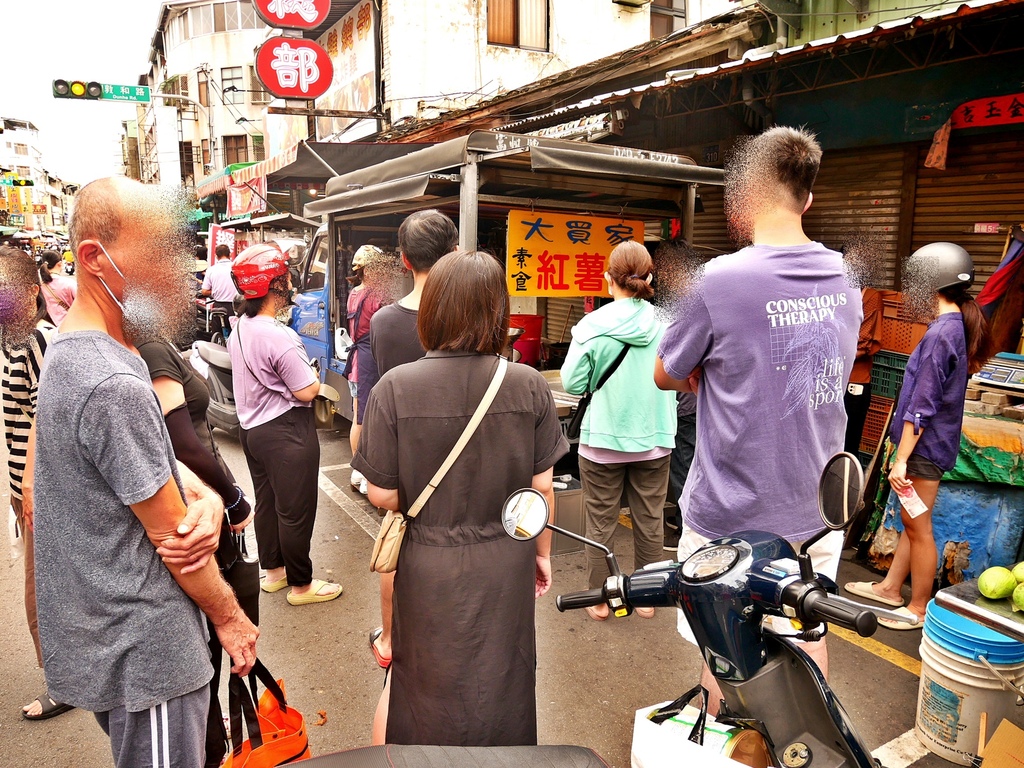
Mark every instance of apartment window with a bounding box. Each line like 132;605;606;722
249;66;270;104
180;141;195;184
222;67;243;104
17;166;30;177
252;135;265;161
223;135;248;165
651;0;686;39
487;0;548;51
14;144;28;156
198;71;209;107
239;1;259;28
202;139;211;166
191;4;213;35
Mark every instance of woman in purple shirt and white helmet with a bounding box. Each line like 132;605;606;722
845;242;991;628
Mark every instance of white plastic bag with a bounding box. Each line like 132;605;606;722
631;702;749;768
9;505;25;560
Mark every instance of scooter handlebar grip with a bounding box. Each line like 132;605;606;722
803;590;878;637
556;588;607;612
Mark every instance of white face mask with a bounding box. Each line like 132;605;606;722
97;242;191;345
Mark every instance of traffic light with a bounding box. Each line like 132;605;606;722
12;179;33;187
52;79;103;100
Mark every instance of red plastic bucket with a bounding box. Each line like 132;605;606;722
510;314;544;366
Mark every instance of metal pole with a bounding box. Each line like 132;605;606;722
683;183;696;245
459;154;480;251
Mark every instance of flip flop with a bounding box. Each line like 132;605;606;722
843;581;904;608
286;579;343;606
878;607;924;630
369;627;391;669
634;607;655;619
584;605;609;621
260;576;288;593
22;694;74;721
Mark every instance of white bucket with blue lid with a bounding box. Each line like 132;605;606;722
915;600;1024;765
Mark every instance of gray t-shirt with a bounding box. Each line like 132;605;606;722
34;331;212;713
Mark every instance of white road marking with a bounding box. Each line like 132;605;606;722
319;463;351;472
872;728;930;768
318;471;379;538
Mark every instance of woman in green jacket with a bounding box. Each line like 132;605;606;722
561;241;677;620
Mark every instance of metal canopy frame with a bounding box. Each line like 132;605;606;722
306;130;725;247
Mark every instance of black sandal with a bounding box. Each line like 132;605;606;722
22;693;74;721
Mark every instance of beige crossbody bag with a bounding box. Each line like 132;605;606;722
369;357;508;573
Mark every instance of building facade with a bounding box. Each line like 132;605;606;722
132;0;272;187
0;117;75;231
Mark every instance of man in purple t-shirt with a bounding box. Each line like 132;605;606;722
655;127;861;704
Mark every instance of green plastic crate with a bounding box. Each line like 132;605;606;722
872;351;909;400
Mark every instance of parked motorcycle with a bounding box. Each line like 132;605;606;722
195;294;237;346
195;340;239;437
501;452;917;768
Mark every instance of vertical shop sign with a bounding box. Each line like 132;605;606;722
315;1;377;140
208;224;236;263
505;209;644;297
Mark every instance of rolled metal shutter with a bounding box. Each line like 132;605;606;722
912;131;1024;289
802;147;906;289
544;297;586;342
691;185;732;258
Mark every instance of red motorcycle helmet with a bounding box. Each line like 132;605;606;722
232;243;288;299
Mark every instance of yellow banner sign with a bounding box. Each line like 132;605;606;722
8;188;24;216
505;209;644;297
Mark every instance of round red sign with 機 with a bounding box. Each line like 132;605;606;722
253;0;331;30
255;37;335;100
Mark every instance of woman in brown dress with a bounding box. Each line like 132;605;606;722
353;250;568;746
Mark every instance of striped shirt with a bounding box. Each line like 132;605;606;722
3;323;54;499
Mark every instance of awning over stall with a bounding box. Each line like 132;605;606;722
306;130;724;220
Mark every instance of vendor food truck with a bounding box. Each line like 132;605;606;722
289;130;725;421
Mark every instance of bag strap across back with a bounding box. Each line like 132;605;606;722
591;343;630;394
406;356;508;519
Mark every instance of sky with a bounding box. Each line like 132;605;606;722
3;0;167;186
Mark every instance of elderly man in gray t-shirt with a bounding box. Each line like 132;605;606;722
32;178;258;767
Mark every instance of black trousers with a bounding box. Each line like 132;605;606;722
843;381;873;455
239;406;320;586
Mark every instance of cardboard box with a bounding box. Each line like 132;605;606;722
981;719;1024;768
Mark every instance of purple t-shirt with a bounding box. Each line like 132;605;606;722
658;242;862;541
228;315;318;430
890;312;968;472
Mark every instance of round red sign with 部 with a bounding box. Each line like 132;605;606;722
255;37;335;100
253;0;331;30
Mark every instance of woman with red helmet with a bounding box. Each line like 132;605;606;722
228;243;342;606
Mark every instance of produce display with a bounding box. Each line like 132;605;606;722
978;564;1024;611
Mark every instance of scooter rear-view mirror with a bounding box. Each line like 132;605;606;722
501;488;550;541
817;452;865;531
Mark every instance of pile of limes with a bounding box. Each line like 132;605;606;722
978;563;1024;611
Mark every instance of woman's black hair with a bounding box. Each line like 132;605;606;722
240;274;289;318
38;250;60;284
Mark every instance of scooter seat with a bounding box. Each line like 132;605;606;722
196;341;232;371
298;745;608;768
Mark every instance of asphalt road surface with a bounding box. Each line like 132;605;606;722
2;423;1021;767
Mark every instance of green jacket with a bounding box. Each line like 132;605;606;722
560;298;677;452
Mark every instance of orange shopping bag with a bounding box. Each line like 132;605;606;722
223;660;312;767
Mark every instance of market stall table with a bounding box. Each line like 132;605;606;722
935;579;1024;643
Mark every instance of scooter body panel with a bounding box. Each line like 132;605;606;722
196;342;239;437
674;532;796;681
719;632;875;768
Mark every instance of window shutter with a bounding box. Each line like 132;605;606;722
519;0;547;50
487;0;516;46
249;66;270;104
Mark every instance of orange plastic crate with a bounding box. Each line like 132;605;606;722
860;395;895;454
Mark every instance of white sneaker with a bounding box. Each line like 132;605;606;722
350;470;364;490
359;477;368;495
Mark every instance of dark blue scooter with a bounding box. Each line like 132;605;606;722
501;452;916;768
